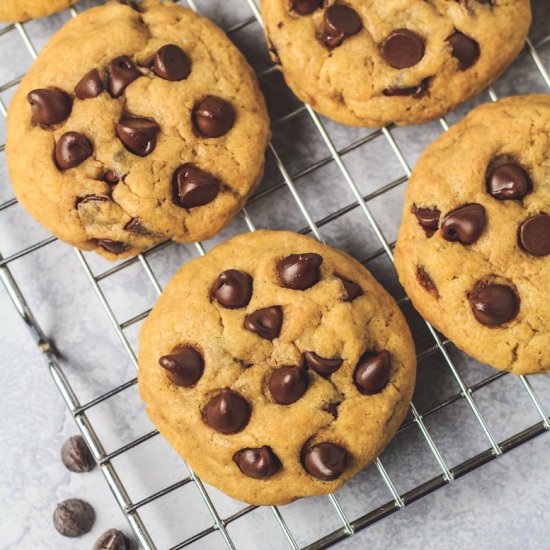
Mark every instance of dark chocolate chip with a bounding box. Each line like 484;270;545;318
303;442;348;481
211;270;253;309
55;132;92;170
469;283;519;326
27;88;72;127
75;69;104;99
103;170;120;185
107;56;141;98
203;389;251;434
303;351;343;377
276;253;323;290
233;446;282;479
97;239;129;255
382;29;425;69
416;265;439;298
124;218;149;235
193;96;236;138
116;117;160;156
335;274;363;301
53;499;95;538
323;4;362;48
269;366;308;405
354;350;391;395
441;203;486;245
412;205;441;237
244;306;283;340
93;529;131;550
60;436;96;473
291;0;322;15
76;195;110;207
148;44;191;81
383;77;431;99
172;164;220;208
518;214;550;256
159;345;204;387
447;32;480;70
487;162;531;200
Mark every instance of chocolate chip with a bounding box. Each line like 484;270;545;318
412;205;441;237
291;0;322;15
60;436;95;473
335;274;363;301
124;218;149;235
441;203;486;245
323;4;362;48
93;529;131;550
383;77;431;99
487;162;531;200
97;239;129;255
193;96;236;138
55;132;93;170
518;214;550;256
103;170;120;185
211;270;253;309
53;499;95;537
172;164;220;208
416;265;439;298
303;442;348;481
322;401;341;419
269;366;308;405
148;44;191;81
27;88;72;127
116;117;160;156
107;56;141;98
76;195;110;206
244;306;283;340
75;69;104;99
354;350;391;395
447;32;480;70
303;351;343;377
159;345;204;387
469;283;519;326
382;29;425;69
233;446;282;479
203;389;251;434
276;253;323;290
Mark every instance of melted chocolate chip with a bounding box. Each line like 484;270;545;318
469;283;519;326
412;205;441;237
447;32;480;70
27;88;72;127
276;253;323;290
97;239;129;255
76;195;110;207
53;499;95;537
203;389;251;434
61;436;95;473
124;218;149;235
416;265;439;298
172;164;220;208
103;170;120;185
193;96;236;138
159;345;204;387
211;270;253;309
269;366;308;405
382;29;425;69
55;132;93;170
93;529;131;550
303;351;343;377
487;162;531;200
303;442;348;481
441;203;486;245
233;446;282;479
518;214;550;256
291;0;322;15
323;4;362;48
383;78;431;99
148;44;191;81
116;117;160;156
75;69;104;99
244;306;283;340
107;56;141;98
354;350;391;395
336;274;363;301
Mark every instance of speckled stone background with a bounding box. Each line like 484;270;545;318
0;1;549;549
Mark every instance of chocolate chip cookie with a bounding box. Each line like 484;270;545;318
139;230;416;505
0;0;77;22
395;95;550;375
7;1;270;260
261;0;531;127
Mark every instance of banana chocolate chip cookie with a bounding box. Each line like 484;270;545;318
139;230;416;505
0;0;77;22
395;95;550;375
261;0;531;127
7;0;270;260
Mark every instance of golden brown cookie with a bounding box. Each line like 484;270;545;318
261;0;531;127
139;230;416;505
7;1;270;260
0;0;77;22
395;95;550;375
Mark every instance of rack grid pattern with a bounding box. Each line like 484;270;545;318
1;1;549;548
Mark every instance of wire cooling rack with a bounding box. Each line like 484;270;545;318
1;0;549;548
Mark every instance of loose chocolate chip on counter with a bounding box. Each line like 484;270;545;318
303;442;348;481
269;366;308;405
93;529;132;550
53;499;95;537
276;253;323;290
27;88;72;127
469;283;519;326
416;265;439;298
412;205;441;237
124;218;149;235
291;0;322;15
159;345;204;387
447;32;480;70
75;69;104;99
303;351;343;377
354;350;391;395
233;446;282;479
323;4;362;48
103;169;120;185
518;214;550;256
244;306;283;340
55;132;93;170
487;162;531;200
382;29;425;69
172;164;220;208
441;203;486;245
97;239;129;255
335;274;363;301
147;44;191;81
107;56;142;98
383;78;431;99
211;270;253;309
203;389;251;434
116;117;160;156
61;436;95;473
193;96;236;138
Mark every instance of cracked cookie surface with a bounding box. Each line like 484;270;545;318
7;0;270;260
0;0;77;22
138;230;416;505
261;0;531;127
395;95;550;375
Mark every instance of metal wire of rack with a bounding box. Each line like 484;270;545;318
0;0;549;548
